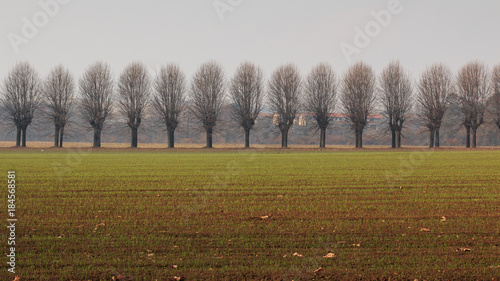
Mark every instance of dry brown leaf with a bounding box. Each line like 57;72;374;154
13;276;20;281
323;252;335;258
173;265;178;269
314;267;323;273
260;215;269;219
93;222;105;232
293;252;303;257
173;277;181;281
57;234;64;239
420;228;430;232
457;247;471;252
440;216;446;222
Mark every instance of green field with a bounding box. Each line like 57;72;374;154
1;149;499;280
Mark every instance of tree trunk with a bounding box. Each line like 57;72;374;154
391;129;396;148
206;127;213;148
59;126;65;147
472;128;477;148
435;128;440;148
429;129;434;148
396;130;401;148
465;126;471;148
319;127;326;148
167;128;175;148
54;126;60;147
131;127;138;148
354;128;359;148
359;129;363;148
281;129;288;148
244;128;250;148
93;128;101;148
21;126;27;147
15;127;21;147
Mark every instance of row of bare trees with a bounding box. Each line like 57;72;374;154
1;61;500;148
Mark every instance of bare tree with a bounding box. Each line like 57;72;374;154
229;62;264;148
417;63;453;148
304;63;337;148
152;64;186;148
267;64;302;148
117;62;151;148
340;62;376;148
0;62;41;147
79;62;114;148
189;61;226;148
456;61;490;148
379;60;413;148
491;64;500;130
42;65;75;147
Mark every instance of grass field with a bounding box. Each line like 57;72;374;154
1;148;499;280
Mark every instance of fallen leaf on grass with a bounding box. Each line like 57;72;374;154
173;277;182;281
440;216;446;222
283;254;287;257
457;247;471;252
420;228;430;232
260;215;269;219
57;234;64;239
323;252;335;258
353;243;361;247
172;265;178;269
13;276;20;281
93;222;105;232
293;252;303;257
314;267;323;274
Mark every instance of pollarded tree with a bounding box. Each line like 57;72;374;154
79;62;114;148
340;62;376;148
304;63;337;148
456;61;490;148
117;62;151;148
190;61;226;148
0;62;41;147
379;60;413;148
43;65;75;147
229;62;264;148
152;64;186;148
267;64;302;148
417;63;453;148
490;64;500;130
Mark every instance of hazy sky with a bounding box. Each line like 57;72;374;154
1;0;499;81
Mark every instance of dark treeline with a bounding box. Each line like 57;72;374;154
1;60;500;148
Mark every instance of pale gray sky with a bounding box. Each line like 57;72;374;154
1;0;499;81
